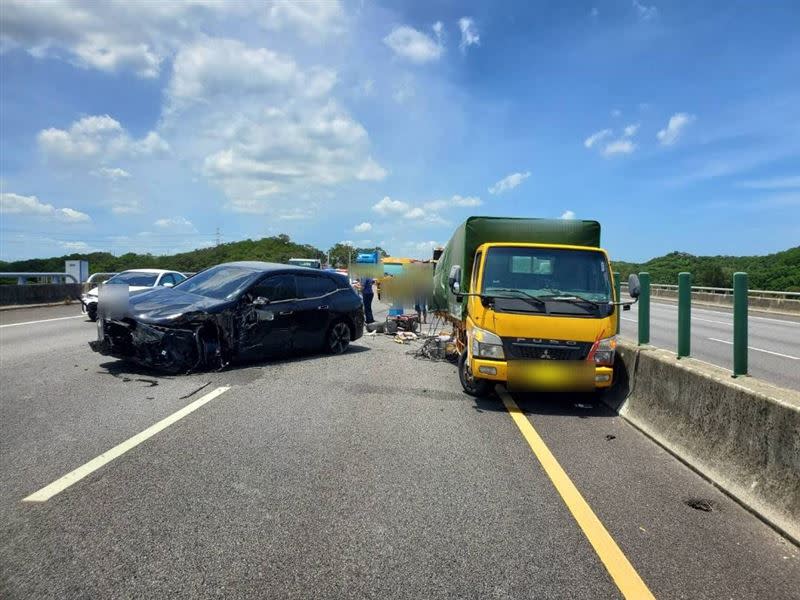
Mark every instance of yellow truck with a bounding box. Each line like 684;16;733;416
431;217;640;396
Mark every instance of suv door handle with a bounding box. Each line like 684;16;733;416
317;305;329;310
279;310;294;316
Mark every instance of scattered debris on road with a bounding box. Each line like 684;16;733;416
685;498;715;512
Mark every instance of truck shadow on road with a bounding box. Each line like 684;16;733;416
473;358;631;419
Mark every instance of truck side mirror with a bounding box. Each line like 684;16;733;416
628;274;641;299
448;265;462;294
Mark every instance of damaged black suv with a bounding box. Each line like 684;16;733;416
90;261;365;373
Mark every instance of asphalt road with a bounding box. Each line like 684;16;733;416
1;304;799;599
619;300;800;391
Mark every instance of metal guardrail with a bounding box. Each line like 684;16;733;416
620;282;800;299
0;272;79;284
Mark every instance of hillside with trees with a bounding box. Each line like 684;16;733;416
611;246;800;291
0;235;389;277
2;238;797;291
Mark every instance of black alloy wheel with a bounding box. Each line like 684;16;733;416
327;322;351;355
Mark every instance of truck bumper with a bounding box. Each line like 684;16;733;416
471;357;614;389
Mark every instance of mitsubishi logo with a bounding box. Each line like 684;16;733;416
540;349;553;360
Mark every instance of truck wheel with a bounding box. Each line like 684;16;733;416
458;350;492;397
87;304;98;321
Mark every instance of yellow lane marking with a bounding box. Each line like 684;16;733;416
23;386;231;502
499;388;656;600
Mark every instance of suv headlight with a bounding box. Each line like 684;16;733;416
591;335;617;366
471;326;505;360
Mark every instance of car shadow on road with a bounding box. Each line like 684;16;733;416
95;344;371;378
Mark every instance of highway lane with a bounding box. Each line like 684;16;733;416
620;301;800;391
1;305;799;599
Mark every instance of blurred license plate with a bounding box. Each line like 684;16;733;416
507;360;594;392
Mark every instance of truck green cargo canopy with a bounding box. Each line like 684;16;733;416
431;216;602;319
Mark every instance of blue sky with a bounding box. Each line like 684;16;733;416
1;0;798;263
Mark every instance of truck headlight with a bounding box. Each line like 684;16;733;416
471;326;505;360
591;335;617;366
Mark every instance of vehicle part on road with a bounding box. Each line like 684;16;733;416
685;498;715;512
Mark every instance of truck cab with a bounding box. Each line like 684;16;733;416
453;243;633;396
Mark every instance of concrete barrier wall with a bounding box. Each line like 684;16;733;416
0;283;83;306
648;288;800;313
607;342;800;544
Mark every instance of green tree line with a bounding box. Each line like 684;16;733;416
0;235;390;279
2;238;797;291
611;246;800;291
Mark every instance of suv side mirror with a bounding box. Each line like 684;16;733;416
628;274;641;299
448;265;462;294
252;296;270;307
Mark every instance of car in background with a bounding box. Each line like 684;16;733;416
90;262;365;373
287;258;322;269
81;269;186;321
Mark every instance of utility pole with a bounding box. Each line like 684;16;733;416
215;227;221;247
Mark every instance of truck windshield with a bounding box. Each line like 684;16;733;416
481;247;611;305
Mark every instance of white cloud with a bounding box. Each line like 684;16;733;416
154;216;196;231
623;123;640;137
166;38;332;112
406;207;425;219
602;139;636;156
357;157;388;181
0;0;245;78
261;0;346;40
560;210;576;220
424;195;482;210
611;109;621;118
0;192;91;223
392;74;415;104
373;196;409;215
657;112;695;146
61;241;92;252
162;37;385;214
91;166;131;180
632;0;659;21
489;171;531;195
737;176;800;190
383;25;443;63
432;21;444;43
584;129;612;149
354;222;372;233
458;17;479;53
38;114;168;163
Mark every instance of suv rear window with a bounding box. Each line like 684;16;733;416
296;275;337;298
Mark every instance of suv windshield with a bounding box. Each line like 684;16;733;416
174;265;261;300
106;272;158;286
482;247;611;307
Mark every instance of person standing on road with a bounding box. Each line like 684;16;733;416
361;276;375;324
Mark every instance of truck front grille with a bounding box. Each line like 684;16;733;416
503;339;592;361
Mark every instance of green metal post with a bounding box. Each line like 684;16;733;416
613;271;621;334
638;272;650;345
677;272;691;358
733;272;748;377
